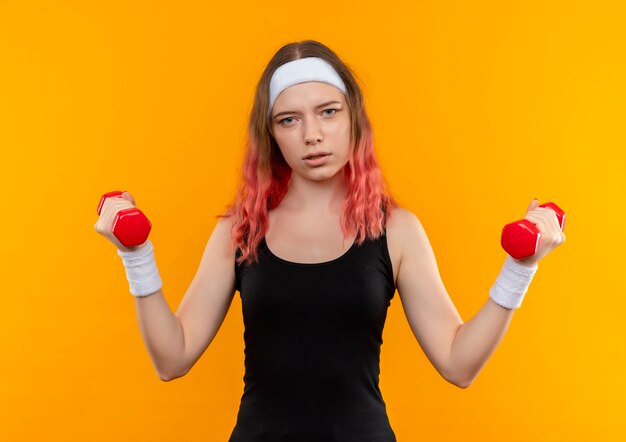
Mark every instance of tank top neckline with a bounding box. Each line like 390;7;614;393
261;235;359;267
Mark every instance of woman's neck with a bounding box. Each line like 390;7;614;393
280;173;348;214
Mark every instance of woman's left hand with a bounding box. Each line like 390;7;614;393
514;198;567;267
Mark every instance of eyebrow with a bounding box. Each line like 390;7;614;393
272;100;342;120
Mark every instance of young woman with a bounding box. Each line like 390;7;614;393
96;40;565;441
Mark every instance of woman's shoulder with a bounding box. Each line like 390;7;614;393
386;205;420;235
385;205;425;252
383;205;422;283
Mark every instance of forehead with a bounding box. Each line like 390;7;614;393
273;81;345;110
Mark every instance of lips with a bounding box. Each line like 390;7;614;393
303;152;330;159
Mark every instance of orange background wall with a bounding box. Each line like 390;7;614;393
1;1;624;440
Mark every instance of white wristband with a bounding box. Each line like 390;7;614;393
116;239;163;297
489;255;538;309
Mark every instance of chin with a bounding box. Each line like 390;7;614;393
307;168;343;180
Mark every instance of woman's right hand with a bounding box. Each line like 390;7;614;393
94;191;148;253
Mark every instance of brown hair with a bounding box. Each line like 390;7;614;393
219;40;398;266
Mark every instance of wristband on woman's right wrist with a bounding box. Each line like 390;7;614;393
117;239;163;297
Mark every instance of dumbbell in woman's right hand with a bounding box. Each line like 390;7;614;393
94;190;152;253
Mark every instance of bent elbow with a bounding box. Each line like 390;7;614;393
444;372;473;389
453;375;474;389
456;380;472;389
159;369;187;382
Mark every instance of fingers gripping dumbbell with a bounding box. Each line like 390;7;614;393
501;202;566;260
96;190;152;248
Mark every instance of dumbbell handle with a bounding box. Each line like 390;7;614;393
501;202;565;260
97;190;152;247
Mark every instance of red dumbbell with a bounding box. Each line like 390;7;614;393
501;202;566;260
96;190;152;248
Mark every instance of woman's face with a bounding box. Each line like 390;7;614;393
269;81;351;181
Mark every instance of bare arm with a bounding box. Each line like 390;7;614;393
391;208;464;387
133;216;237;381
393;208;540;388
393;199;561;388
446;298;515;388
134;290;187;381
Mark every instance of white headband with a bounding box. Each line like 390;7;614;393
269;57;347;113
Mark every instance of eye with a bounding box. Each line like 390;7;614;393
278;109;338;126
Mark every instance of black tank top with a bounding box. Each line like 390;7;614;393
229;229;397;441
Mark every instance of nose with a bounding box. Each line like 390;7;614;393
303;117;323;145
